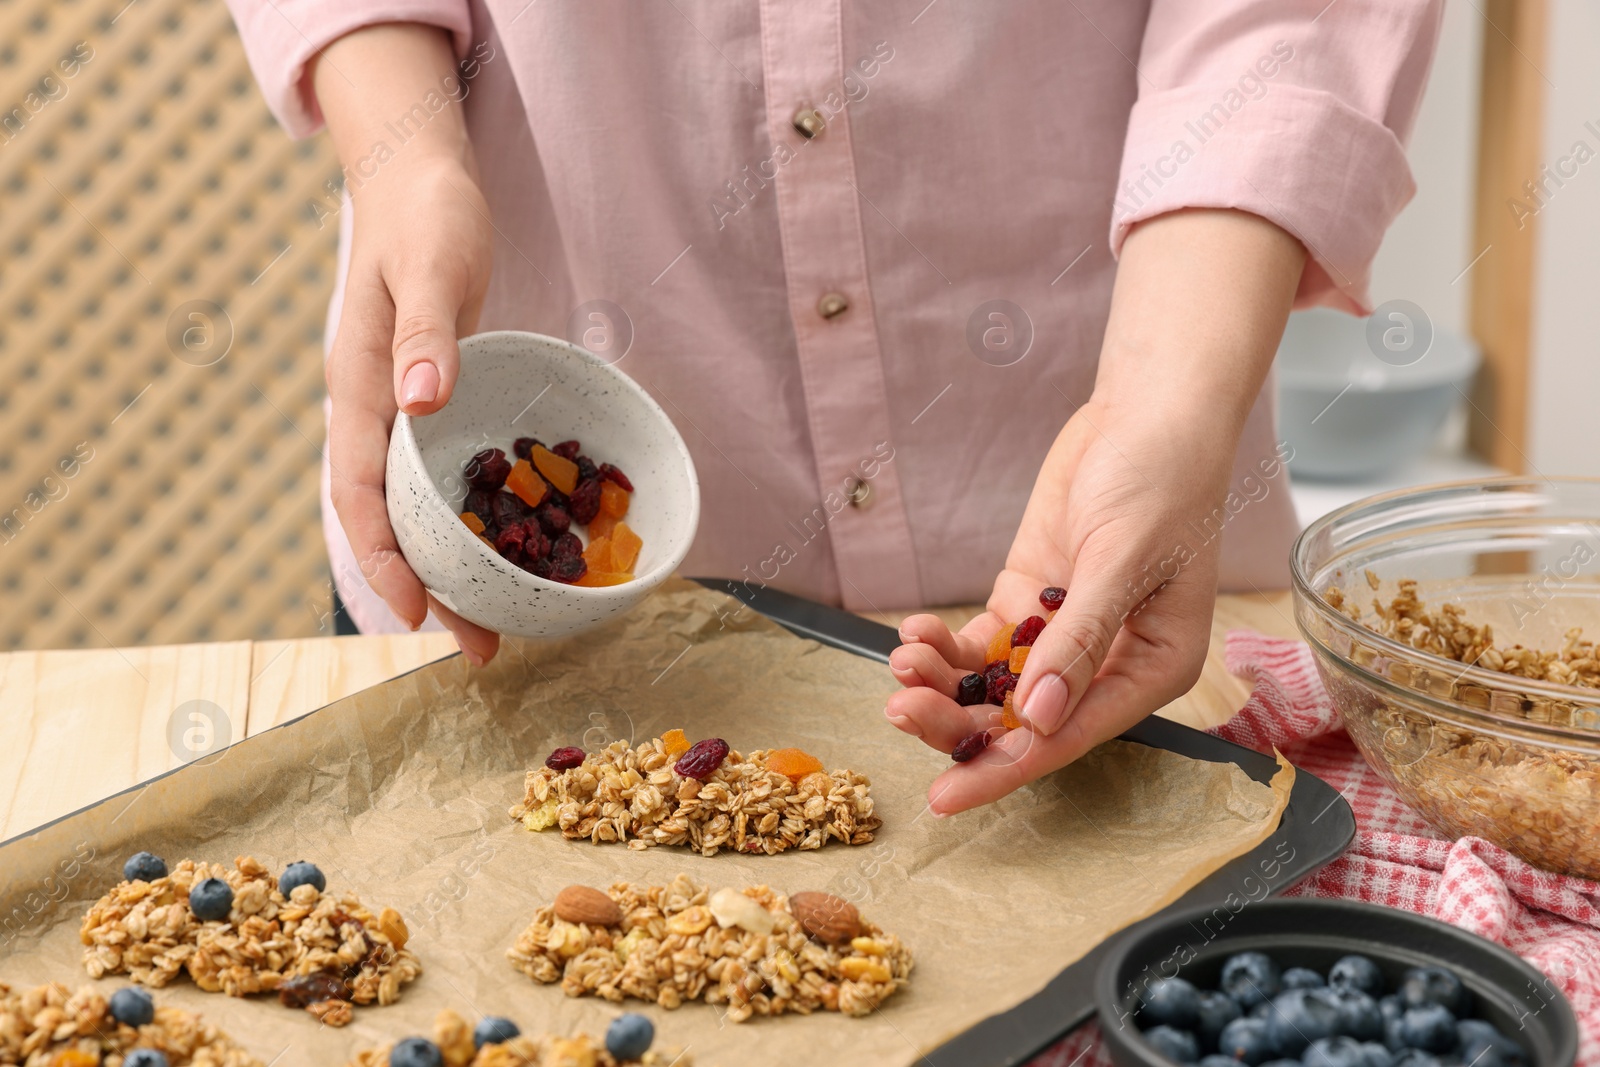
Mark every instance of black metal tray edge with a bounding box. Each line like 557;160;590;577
695;578;1356;1067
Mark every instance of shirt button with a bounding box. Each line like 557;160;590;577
845;477;873;509
793;107;826;139
817;292;849;319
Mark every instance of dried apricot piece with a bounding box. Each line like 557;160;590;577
574;570;633;587
611;521;643;572
661;729;690;756
1008;646;1029;674
766;747;824;780
598;480;631;519
1000;691;1021;729
582;536;615;573
459;511;486;535
506;459;550;508
532;444;579;495
985;623;1018;665
588;513;619;540
477;533;496;549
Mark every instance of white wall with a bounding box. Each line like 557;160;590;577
1527;0;1600;477
1366;1;1483;340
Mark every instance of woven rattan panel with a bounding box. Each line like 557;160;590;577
0;0;343;648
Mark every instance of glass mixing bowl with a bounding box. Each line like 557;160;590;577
1292;477;1600;878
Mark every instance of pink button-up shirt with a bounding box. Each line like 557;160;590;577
228;0;1440;634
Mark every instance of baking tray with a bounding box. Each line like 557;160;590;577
696;578;1357;1067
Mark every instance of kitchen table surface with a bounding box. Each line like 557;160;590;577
0;591;1297;841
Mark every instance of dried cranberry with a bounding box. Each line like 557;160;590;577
569;478;602;524
1040;586;1066;612
495;523;527;557
575;455;599;482
552;440;581;460
955;673;987;706
513;437;542;461
278;971;350;1008
546;746;586;771
551;531;583;559
550;555;588;584
597;463;634;492
951;730;992;763
675;738;730;779
521;523;550;561
530;556;556;579
463;488;495;525
492;491;530;531
465;448;512;490
983;661;1017;705
535;503;571;536
1011;615;1047;648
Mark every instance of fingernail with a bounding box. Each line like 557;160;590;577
1021;673;1070;734
401;362;439;409
462;645;485;667
931;810;951;819
897;630;921;645
883;707;923;738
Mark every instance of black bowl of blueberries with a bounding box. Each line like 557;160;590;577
1096;899;1577;1067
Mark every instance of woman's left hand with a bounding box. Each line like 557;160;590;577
883;208;1307;816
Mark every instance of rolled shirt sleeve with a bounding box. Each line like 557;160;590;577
1111;0;1444;313
223;0;474;138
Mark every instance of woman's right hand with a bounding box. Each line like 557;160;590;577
312;25;500;663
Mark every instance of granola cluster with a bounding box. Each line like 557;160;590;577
0;981;260;1066
509;737;880;856
79;856;420;1024
345;1010;689;1067
506;875;913;1022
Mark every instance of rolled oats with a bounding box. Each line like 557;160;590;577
0;980;260;1066
345;1010;690;1067
508;737;880;857
505;875;913;1022
79;856;421;1022
1322;579;1600;878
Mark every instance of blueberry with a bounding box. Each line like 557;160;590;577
124;1052;169;1067
1222;952;1282;1010
1388;1052;1442;1067
1249;1001;1274;1020
1379;996;1404;1025
605;1013;656;1061
1217;1017;1277;1065
109;986;155;1027
1199;1057;1239;1067
1196;991;1241;1051
1330;955;1386;998
1141;977;1203;1031
1264;989;1342;1056
1396;1005;1458;1054
1282;967;1326;991
1456;1019;1524;1067
1143;1025;1200;1063
1259;1060;1303;1067
1399;967;1470;1017
1356;1041;1395;1067
188;878;233;922
123;852;168;883
1305;1036;1368;1067
473;1016;521;1048
279;861;327;897
389;1037;444;1067
1333;989;1385;1042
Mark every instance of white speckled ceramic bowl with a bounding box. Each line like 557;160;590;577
386;330;700;637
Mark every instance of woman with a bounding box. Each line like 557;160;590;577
226;0;1441;814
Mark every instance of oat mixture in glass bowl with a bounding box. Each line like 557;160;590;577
1291;477;1600;879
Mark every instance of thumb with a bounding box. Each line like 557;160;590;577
1014;546;1152;735
389;275;464;417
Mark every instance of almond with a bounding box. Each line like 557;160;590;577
788;891;860;945
553;885;623;927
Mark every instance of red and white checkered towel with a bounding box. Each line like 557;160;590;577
1029;630;1600;1067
